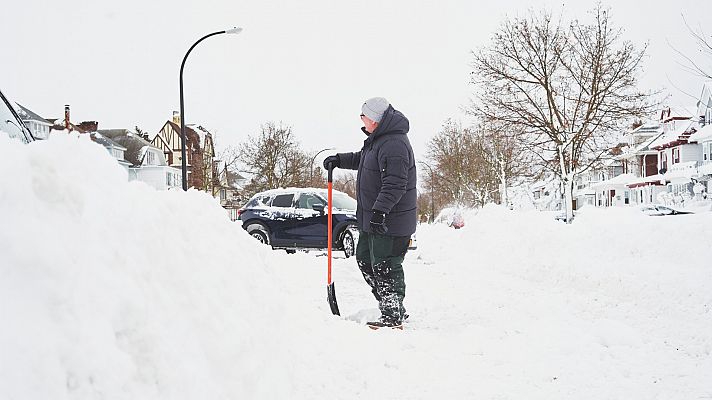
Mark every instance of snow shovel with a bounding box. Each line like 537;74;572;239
326;162;341;316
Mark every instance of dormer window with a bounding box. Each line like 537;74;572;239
146;151;156;165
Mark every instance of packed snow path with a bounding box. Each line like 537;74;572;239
278;209;712;399
1;135;710;399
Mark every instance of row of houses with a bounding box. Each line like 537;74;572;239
14;103;247;218
573;82;712;209
530;82;712;212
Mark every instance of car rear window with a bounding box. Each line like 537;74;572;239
271;194;294;208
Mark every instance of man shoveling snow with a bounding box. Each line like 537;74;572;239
323;97;417;329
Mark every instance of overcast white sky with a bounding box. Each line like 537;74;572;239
2;0;711;160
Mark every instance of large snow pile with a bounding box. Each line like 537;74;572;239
1;135;711;399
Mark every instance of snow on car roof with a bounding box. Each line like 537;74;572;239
252;187;349;197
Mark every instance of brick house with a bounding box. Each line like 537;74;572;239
151;112;216;192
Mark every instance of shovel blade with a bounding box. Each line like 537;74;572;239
327;282;340;316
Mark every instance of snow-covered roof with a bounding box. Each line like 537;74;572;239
91;132;127;151
98;129;166;166
250;187;349;198
691;124;712;143
659;105;696;122
187;124;212;144
627;121;661;136
648;119;697;149
626;167;697;187
13;103;51;124
574;188;596;196
591;173;636;189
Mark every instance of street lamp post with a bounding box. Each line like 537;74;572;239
310;147;336;186
179;27;243;191
418;161;435;223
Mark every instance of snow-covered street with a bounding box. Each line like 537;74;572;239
2;135;711;399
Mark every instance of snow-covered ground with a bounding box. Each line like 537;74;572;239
1;134;711;399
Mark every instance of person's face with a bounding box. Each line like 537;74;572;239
360;114;378;134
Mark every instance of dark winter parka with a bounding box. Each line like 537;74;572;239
337;105;417;236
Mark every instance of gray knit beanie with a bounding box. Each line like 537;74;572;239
361;97;390;123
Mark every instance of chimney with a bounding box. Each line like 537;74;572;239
64;105;70;131
172;111;181;125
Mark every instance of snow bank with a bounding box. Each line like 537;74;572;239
0;135;323;399
2;135;711;399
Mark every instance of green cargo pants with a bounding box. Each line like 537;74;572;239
356;230;410;323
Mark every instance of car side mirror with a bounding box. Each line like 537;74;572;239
312;203;325;214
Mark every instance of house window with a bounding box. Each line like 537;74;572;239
672;147;680;164
660;152;667;171
147;151;156;165
220;189;227;201
704;143;709;161
166;172;172;186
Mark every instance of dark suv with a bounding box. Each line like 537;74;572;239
238;188;358;257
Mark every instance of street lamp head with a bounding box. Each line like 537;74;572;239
224;27;244;35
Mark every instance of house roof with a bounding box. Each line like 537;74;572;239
187;124;213;145
98;129;164;166
591;173;637;189
14;103;51;124
691;124;712;143
629;131;665;155
628;121;661;136
626;168;697;188
658;105;696;122
91;132;126;150
167;120;196;136
649;119;697;150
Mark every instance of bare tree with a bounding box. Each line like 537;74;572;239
238;122;311;197
474;120;534;206
333;171;357;199
470;5;654;222
426;119;499;208
671;15;712;79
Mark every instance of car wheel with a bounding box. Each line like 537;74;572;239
342;230;355;258
246;223;270;245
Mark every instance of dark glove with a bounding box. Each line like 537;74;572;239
323;154;340;170
370;211;388;235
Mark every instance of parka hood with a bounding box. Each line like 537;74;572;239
363;105;410;142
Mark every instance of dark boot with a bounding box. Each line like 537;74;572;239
366;317;403;330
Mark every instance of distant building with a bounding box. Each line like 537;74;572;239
90;132;132;171
13;103;51;139
99;129;181;190
152;112;216;192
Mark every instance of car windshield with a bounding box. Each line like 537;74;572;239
0;90;32;143
315;191;356;211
